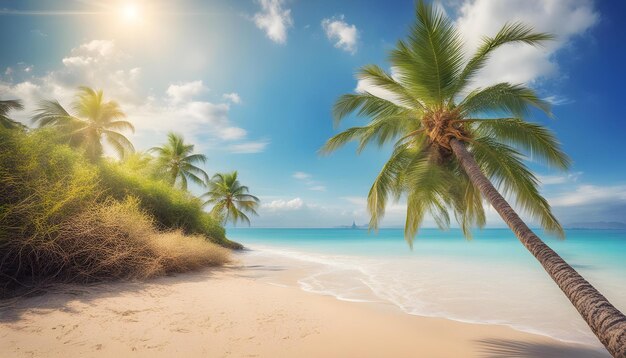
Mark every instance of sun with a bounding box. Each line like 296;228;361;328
121;3;140;22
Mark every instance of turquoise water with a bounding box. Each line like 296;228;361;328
228;228;626;347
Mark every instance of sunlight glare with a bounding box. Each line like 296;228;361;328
121;3;140;22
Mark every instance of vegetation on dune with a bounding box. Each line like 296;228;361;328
99;161;241;249
322;1;626;356
57;198;230;281
203;171;260;226
0;128;232;295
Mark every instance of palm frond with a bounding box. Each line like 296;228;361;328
184;153;208;165
32;100;80;127
472;118;570;170
178;172;189;190
321;114;415;154
470;137;563;237
0;99;24;114
356;64;423;110
403;159;455;247
453;22;553;96
103;130;135;159
332;92;410;126
106;120;135;132
233;210;251;226
320;127;367;154
367;143;420;231
0;99;26;130
236;200;259;215
389;0;464;105
183;171;206;187
449;170;486;239
459;83;552;117
234;194;260;202
182;163;209;183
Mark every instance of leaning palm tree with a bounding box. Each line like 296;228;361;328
150;132;209;190
0;99;26;130
203;171;259;226
322;2;625;356
32;86;135;161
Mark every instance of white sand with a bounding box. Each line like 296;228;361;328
0;259;609;357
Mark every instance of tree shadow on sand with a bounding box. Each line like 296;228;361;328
475;338;609;358
0;263;284;323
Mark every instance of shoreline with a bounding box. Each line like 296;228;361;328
234;241;621;347
0;257;609;357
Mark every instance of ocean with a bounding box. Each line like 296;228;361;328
227;228;626;347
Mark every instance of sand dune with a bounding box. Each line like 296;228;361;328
0;259;609;357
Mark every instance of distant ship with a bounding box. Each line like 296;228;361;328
334;221;365;229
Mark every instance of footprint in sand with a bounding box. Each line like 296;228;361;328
171;328;190;333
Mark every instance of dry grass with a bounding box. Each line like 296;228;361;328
0;197;230;295
56;197;231;280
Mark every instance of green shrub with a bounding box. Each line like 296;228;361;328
0;128;238;294
0;128;99;247
98;162;241;249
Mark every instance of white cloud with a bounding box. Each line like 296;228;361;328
0;39;267;155
128;99;253;147
537;172;582;186
61;40;119;69
253;0;293;44
293;171;311;180
222;92;242;104
219;126;247;140
341;196;410;224
548;185;626;207
79;40;116;57
293;171;328;191
31;29;47;37
227;140;270;154
321;15;359;54
262;197;305;210
166;80;207;104
454;0;598;88
544;95;573;106
253;199;356;228
0;40;141;120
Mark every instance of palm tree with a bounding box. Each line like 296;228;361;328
150;132;209;190
32;86;135;161
321;2;626;356
203;171;259;226
119;151;158;176
0;99;26;130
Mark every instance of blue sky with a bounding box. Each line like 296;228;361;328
1;0;625;228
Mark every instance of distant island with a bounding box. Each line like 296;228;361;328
566;221;626;230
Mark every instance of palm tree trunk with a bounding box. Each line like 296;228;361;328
449;138;626;357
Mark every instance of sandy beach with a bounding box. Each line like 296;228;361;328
0;253;609;358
